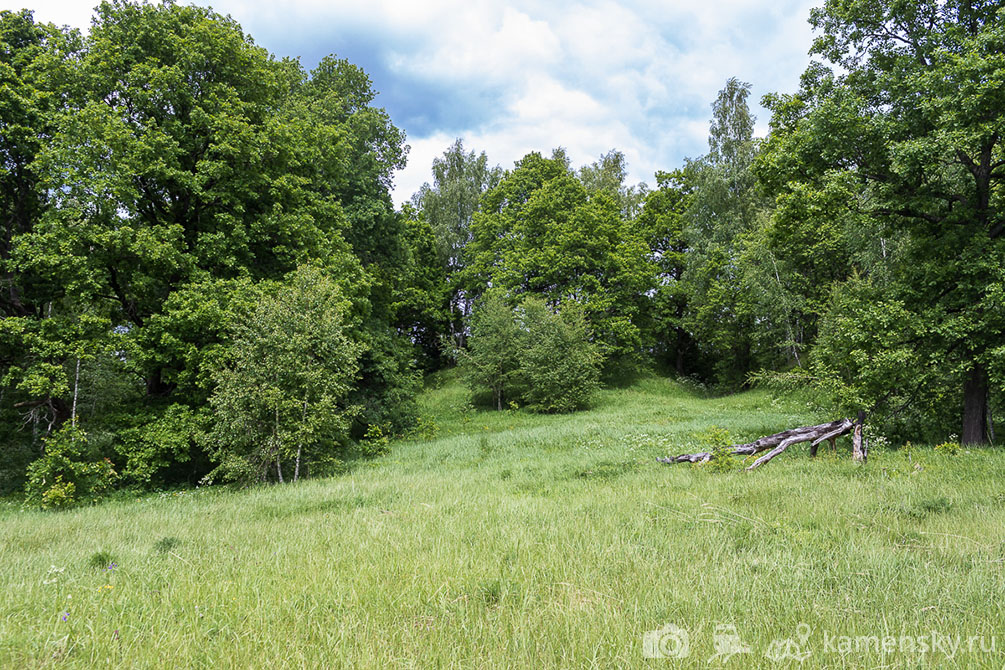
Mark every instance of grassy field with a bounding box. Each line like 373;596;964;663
2;373;1004;668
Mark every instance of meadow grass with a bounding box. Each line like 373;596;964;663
2;373;1004;668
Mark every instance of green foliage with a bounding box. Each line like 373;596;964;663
465;151;655;364
458;292;524;411
516;297;603;413
205;266;363;484
24;425;118;509
934;440;961;457
459;293;602;413
0;2;421;495
694;425;733;451
759;0;1005;443
635;170;693;373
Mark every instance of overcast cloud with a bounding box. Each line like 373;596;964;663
4;0;821;204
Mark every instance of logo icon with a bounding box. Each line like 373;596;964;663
643;623;691;658
765;623;812;663
709;622;751;662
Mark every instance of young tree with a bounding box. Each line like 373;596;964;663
206;267;362;484
516;297;602;413
458;293;603;413
458;292;523;411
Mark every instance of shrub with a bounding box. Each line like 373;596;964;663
516;298;602;413
459;294;604;413
934;440;961;456
24;424;118;509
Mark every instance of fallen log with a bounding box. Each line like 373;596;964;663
658;418;858;470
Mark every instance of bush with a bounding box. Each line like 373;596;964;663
24;424;118;509
459;294;603;413
516;298;602;413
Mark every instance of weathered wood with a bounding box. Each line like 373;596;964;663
852;410;866;462
658;418;856;469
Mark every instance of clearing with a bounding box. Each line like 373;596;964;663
2;374;1003;668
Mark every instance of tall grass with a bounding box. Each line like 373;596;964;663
2;373;1003;668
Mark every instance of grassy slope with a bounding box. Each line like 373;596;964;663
2;374;1004;668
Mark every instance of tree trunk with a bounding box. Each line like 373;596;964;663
71;358;80;429
852;410;866;462
962;363;990;446
294;396;308;483
659;419;855;469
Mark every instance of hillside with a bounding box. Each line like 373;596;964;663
2;375;1003;668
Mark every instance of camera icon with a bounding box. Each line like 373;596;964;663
643;623;691;658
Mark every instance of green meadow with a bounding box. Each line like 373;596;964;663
2;374;1003;669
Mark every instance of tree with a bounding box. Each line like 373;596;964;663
458;292;524;411
458;292;602;413
681;79;783;385
2;1;420;492
635;170;693;374
410;139;502;350
761;0;1005;444
0;11;85;490
578;149;648;219
391;210;451;371
206;266;362;484
0;10;80;321
516;297;602;413
465;151;655;364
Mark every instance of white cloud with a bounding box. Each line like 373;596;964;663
4;0;821;205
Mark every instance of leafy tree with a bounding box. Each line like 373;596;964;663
206;267;362;484
392;210;451;371
761;0;1005;443
0;11;85;489
681;79;781;385
516;297;602;413
0;10;80;320
1;1;419;493
636;170;694;374
410;139;502;351
458;292;523;411
578;149;648;219
458;293;602;413
465;151;655;364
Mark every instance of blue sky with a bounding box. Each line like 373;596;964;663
5;0;821;204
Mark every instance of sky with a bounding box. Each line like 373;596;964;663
4;0;822;205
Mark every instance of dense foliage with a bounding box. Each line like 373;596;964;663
2;0;1002;505
1;2;419;501
458;292;602;413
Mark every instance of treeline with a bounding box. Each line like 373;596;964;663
2;0;1002;505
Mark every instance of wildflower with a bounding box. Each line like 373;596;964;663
61;612;69;622
106;562;117;571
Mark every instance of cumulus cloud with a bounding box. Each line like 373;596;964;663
3;0;821;204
